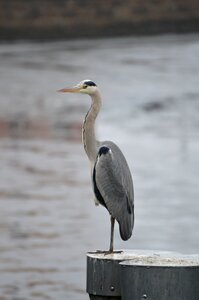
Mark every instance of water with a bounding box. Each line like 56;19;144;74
0;34;199;300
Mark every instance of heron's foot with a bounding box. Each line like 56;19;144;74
104;250;123;255
95;250;123;255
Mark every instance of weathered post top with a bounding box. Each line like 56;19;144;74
120;253;199;267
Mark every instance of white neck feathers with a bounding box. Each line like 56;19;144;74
82;90;102;162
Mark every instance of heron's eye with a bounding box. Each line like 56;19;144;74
83;84;87;89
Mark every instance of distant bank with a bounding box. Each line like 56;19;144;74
1;0;199;41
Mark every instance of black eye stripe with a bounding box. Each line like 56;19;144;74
84;81;97;87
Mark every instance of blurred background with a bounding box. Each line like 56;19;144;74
0;1;199;300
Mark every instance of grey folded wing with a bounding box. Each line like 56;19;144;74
94;143;134;240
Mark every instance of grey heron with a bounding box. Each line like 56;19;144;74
58;80;134;252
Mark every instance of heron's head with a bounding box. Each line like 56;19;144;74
58;80;98;95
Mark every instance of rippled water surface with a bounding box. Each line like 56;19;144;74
0;34;199;300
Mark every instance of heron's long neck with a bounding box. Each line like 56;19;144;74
82;90;102;162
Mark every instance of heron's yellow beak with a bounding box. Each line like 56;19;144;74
57;86;81;93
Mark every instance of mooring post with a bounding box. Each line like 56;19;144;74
86;250;199;300
120;254;199;300
87;250;138;300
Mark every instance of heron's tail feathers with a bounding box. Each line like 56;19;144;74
118;210;134;241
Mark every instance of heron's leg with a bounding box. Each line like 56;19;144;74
109;216;115;252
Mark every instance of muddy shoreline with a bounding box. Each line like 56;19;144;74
1;0;199;41
1;18;199;41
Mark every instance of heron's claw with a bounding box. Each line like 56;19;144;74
95;250;123;255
